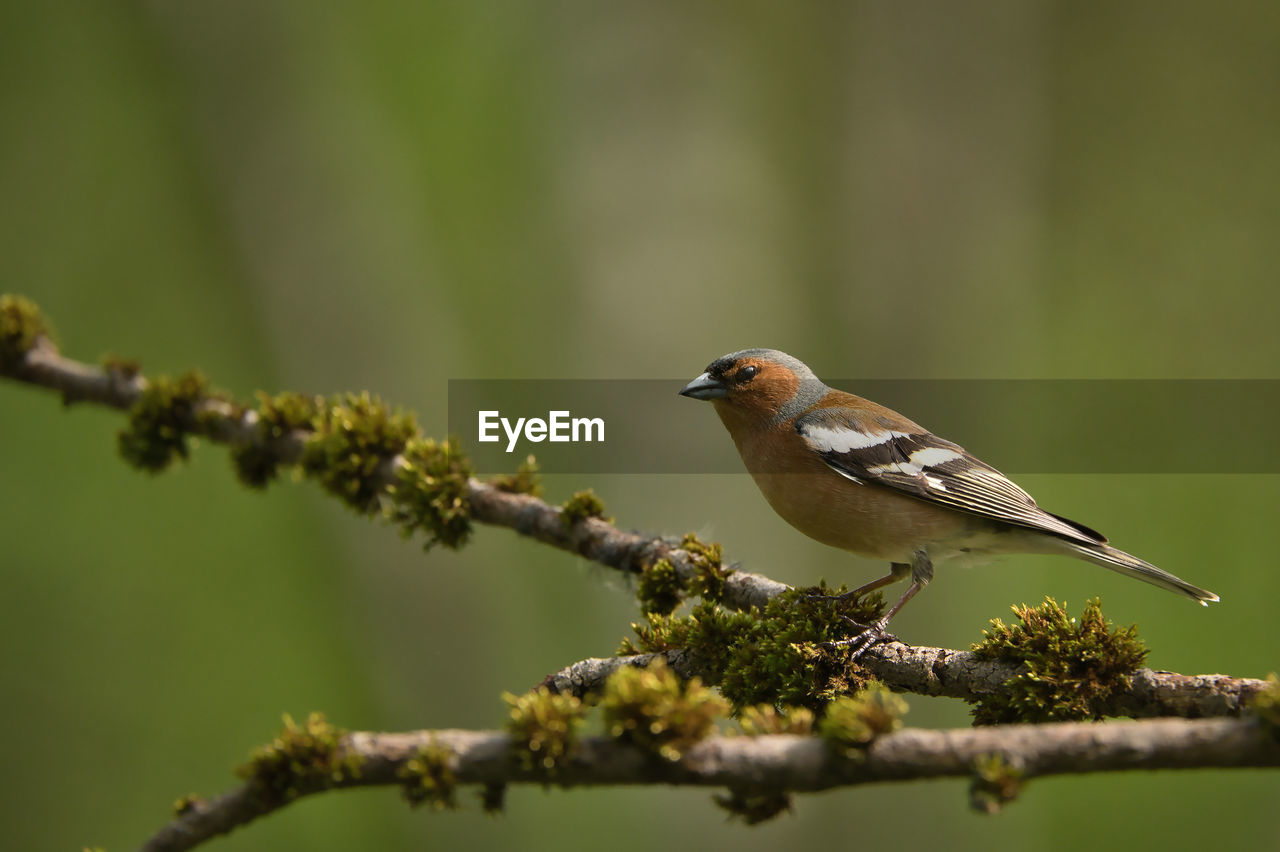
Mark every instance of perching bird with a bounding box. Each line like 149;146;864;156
679;348;1217;655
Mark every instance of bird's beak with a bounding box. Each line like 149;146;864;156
678;371;728;400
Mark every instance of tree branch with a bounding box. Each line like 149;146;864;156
3;334;788;609
142;716;1280;852
543;650;1270;719
2;331;1270;715
464;482;788;609
6;303;1278;852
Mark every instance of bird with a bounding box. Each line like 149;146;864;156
678;348;1218;656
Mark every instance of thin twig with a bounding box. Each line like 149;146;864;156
4;337;789;609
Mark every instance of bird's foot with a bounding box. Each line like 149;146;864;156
833;613;878;633
819;619;896;660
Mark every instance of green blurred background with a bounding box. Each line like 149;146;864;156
2;2;1277;849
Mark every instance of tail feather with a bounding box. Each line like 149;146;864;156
1062;542;1219;605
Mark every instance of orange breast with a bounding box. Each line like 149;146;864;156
727;419;974;561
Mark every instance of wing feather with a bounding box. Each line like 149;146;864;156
796;408;1103;546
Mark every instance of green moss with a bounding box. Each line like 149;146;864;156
489;454;542;497
117;371;211;473
969;753;1023;814
300;392;417;513
172;793;204;816
236;713;362;804
398;740;458;811
113;373;474;549
637;559;684;616
818;682;907;756
968;597;1148;725
230;444;278;489
621;588;884;711
633;535;731;616
712;787;792;824
101;353;141;380
503;687;588;775
618;602;753;677
679;533;731;603
388;436;473;550
601;658;727;760
0;294;53;368
560;489;608;527
1250;673;1280;736
737;704;815;736
231;391;322;488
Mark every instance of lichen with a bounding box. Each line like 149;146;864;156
0;294;53;368
117;371;212;473
398;740;458;811
601;658;727;760
818;682;907;756
620;587;885;711
503;687;588;775
388;436;473;549
236;713;362;804
968;597;1148;725
969;753;1023;814
560;489;608;526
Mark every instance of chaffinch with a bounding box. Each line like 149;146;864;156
680;348;1218;654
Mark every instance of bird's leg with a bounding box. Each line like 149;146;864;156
822;552;932;659
807;562;910;631
808;561;910;602
836;562;912;602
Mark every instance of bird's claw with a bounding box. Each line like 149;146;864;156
835;613;875;632
818;622;897;660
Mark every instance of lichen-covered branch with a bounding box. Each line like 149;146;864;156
142;715;1280;852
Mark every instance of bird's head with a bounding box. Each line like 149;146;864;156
679;349;827;426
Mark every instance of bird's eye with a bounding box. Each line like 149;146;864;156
736;364;759;383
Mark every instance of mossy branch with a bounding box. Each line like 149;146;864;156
0;297;1269;720
541;648;1270;720
142;714;1280;852
5;296;1279;850
0;309;786;605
